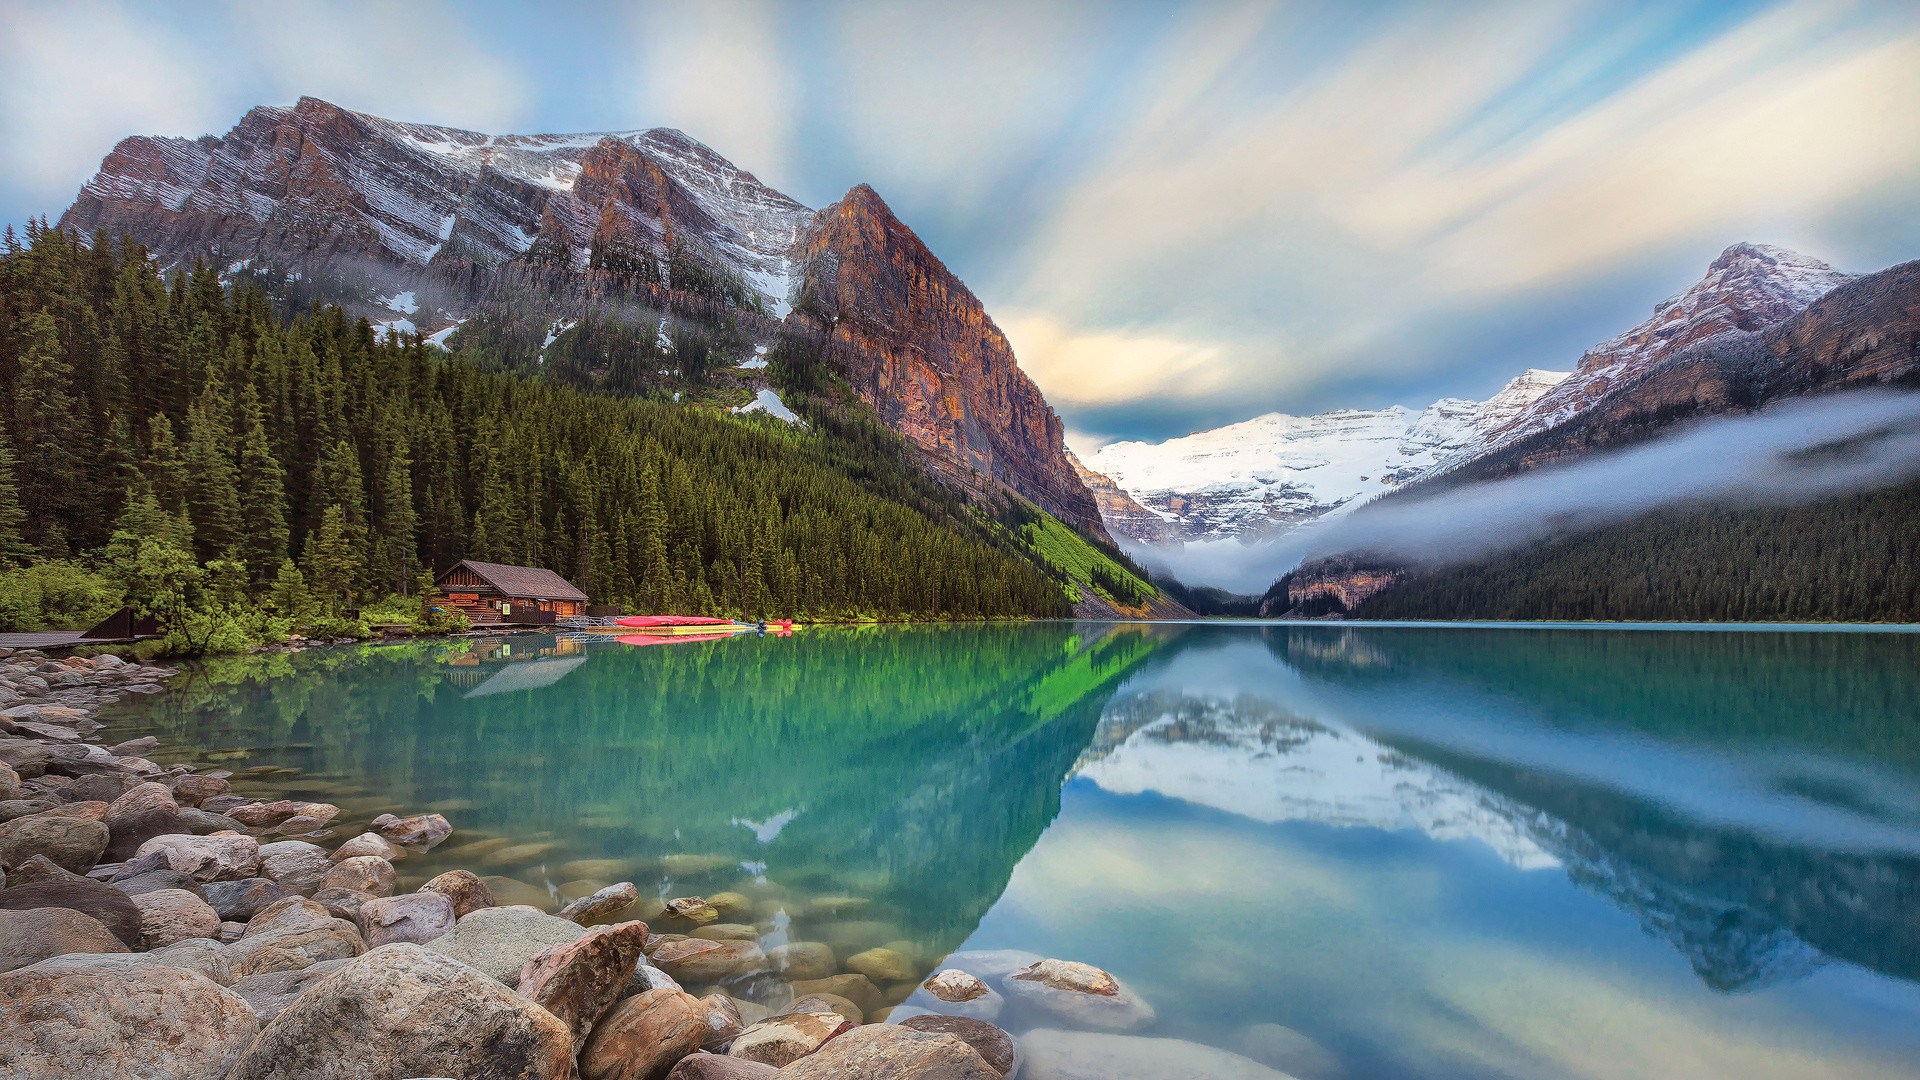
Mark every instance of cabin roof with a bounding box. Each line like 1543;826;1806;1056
440;560;589;602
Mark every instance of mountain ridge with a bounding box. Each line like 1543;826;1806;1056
58;97;1107;542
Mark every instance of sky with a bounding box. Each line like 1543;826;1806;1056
3;0;1918;451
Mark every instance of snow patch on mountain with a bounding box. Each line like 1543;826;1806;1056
1091;369;1567;542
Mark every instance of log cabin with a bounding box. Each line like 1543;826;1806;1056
435;560;589;624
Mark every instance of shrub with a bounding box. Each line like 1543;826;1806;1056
0;560;122;631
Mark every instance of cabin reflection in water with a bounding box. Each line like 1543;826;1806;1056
441;635;589;697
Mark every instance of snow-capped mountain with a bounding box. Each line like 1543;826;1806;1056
1087;369;1567;542
1433;243;1854;474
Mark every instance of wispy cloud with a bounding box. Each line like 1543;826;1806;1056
2;0;1914;446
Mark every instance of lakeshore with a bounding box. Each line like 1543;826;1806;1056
0;636;1297;1080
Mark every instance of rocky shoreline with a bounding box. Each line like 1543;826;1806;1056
0;645;1320;1080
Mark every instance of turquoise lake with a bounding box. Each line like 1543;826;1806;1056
98;622;1920;1079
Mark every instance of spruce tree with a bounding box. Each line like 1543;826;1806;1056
13;311;81;553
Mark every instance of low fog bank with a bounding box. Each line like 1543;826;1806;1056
1128;390;1920;593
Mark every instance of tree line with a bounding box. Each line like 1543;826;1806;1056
0;222;1074;643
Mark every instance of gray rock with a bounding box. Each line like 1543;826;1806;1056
0;906;128;972
1018;1031;1293;1080
257;839;332;891
0;809;108;872
5;850;85;884
0;874;144;946
329;831;400;862
0;760;18;801
134;832;261;881
355;890;456;947
202;877;291;920
423;904;587;985
223;943;574;1080
228;957;354;1020
0;963;259;1080
20;936;234;986
111;867;208;898
312;885;377;921
104;806;193;861
370;811;452;849
225;897;366;979
177;807;247;834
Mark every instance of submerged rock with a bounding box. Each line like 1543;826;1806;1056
1018;1030;1293;1080
768;941;837;981
371;811;451;849
790;973;885;1017
1238;1022;1345;1079
1003;960;1153;1032
652;937;767;983
897;1014;1020;1077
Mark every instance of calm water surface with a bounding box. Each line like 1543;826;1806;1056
98;623;1920;1079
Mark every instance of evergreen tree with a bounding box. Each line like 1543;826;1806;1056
235;384;289;581
0;420;34;564
12;312;80;553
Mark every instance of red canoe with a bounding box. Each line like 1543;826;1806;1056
616;633;737;647
615;615;738;628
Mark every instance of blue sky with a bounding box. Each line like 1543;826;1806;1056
4;0;1917;450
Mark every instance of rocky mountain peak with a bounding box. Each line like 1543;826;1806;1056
795;185;1106;536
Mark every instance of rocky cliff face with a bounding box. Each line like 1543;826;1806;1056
1259;557;1406;618
791;185;1106;537
1067;452;1176;543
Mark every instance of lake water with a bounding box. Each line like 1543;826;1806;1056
98;622;1920;1079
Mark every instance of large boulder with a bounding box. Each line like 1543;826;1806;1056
0;963;258;1079
0;875;143;946
224;943;575;1080
420;868;495;917
4;851;83;884
1002;960;1154;1032
581;987;711;1080
257;839;332;891
1018;1031;1293;1080
0;906;127;972
898;1015;1020;1077
19;937;234;986
104;806;193;861
775;1023;1001;1079
519;919;649;1049
132;887;222;948
424;904;587;985
320;854;396;896
135;833;261;882
202;877;291;921
0;809;108;872
725;1012;854;1069
355;890;456;947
